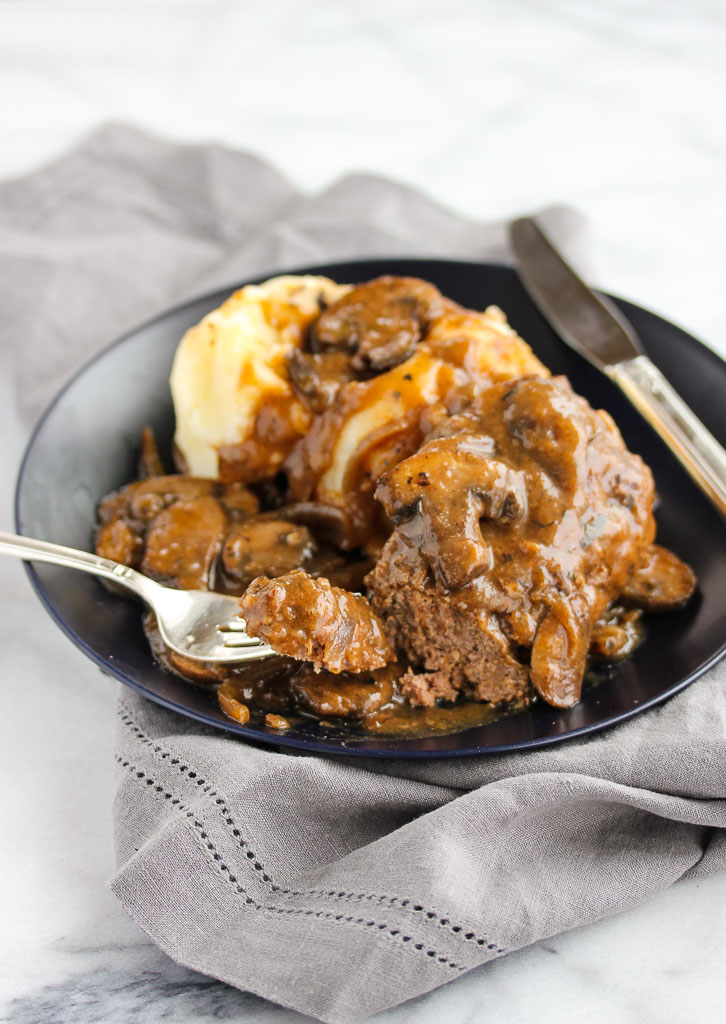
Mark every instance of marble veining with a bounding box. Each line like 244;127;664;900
1;0;725;1021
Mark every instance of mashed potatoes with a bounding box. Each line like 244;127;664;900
170;275;350;477
170;274;548;546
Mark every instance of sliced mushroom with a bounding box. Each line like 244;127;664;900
589;604;643;659
530;597;590;708
502;376;586;501
221;519;316;588
168;649;229;685
126;476;218;523
138;426;166;478
287;349;354;414
277;501;353;551
218;482;260;519
141;496;226;589
312;276;445;373
375;433;527;590
621;544;696;612
291;664;396;718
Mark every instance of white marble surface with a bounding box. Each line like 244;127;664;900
1;1;725;1022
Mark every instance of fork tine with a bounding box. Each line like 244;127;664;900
217;621;261;645
222;634;266;648
214;643;276;663
217;619;249;632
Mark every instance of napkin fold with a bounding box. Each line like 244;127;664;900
3;124;725;1024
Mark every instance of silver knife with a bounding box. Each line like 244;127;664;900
509;216;726;520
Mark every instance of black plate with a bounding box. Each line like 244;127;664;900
15;259;726;757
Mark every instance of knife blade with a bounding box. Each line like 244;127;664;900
509;216;726;520
509;217;644;369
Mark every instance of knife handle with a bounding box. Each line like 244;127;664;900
606;354;726;520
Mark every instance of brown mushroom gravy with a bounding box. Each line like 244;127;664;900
95;275;697;738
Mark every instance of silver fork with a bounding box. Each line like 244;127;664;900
0;531;275;664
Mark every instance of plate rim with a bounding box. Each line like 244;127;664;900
15;256;726;758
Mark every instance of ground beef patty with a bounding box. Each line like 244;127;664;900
373;585;531;707
367;375;663;710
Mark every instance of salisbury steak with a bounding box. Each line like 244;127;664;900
367;375;668;709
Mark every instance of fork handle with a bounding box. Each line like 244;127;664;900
606;355;726;519
0;530;157;600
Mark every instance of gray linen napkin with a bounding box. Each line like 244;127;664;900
3;124;725;1024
